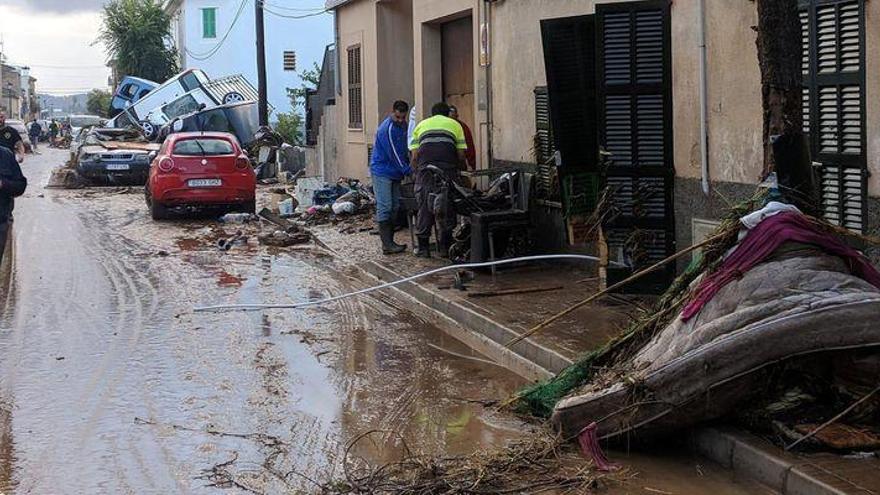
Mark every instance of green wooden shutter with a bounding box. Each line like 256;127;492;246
202;8;217;39
597;0;675;293
800;0;866;232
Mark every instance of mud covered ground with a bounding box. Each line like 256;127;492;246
0;150;530;493
0;150;771;494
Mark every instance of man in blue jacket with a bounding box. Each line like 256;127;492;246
0;145;27;265
370;100;411;254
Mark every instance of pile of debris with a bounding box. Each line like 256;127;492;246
296;178;375;227
515;189;880;455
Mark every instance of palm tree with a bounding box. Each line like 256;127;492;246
98;0;179;83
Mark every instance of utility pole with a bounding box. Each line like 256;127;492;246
255;0;269;126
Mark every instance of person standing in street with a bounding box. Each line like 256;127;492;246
28;120;42;154
0;112;26;163
48;119;59;146
448;105;476;172
0;146;28;266
409;102;467;258
370;100;411;255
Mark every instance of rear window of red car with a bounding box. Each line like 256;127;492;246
173;138;234;156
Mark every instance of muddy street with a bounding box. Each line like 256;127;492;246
0;149;527;493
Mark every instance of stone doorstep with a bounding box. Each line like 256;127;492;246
351;256;861;495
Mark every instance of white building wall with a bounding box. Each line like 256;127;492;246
174;0;332;120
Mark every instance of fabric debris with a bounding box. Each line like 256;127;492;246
682;212;880;321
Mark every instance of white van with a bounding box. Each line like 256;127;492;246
110;71;259;140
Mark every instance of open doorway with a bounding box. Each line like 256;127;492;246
441;16;474;138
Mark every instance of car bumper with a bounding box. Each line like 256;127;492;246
152;178;255;206
77;161;150;183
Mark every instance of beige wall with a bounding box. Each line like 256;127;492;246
332;0;415;181
377;0;415;117
336;0;378;180
866;0;880;196
412;0;486;168
489;0;878;197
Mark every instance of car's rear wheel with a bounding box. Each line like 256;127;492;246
151;200;170;221
238;200;256;214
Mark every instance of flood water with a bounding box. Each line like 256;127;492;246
0;149;528;493
0;150;776;495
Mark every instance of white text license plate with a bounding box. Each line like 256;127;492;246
188;179;222;187
106;163;130;171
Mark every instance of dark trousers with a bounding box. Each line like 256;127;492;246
414;166;459;239
0;221;9;267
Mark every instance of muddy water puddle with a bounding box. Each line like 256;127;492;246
0;150;531;493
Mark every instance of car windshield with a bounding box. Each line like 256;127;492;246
224;104;260;146
173;138;234;156
70;116;105;127
163;95;201;120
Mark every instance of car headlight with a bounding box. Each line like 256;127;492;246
79;153;96;162
135;154;150;163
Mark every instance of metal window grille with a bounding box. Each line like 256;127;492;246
800;0;866;232
347;45;363;129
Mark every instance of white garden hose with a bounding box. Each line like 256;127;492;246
194;254;620;313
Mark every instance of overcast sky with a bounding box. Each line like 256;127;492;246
1;1;111;95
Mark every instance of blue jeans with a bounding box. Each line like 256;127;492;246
372;174;401;223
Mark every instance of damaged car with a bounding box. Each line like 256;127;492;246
75;128;159;185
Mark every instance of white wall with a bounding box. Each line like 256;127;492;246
176;0;333;120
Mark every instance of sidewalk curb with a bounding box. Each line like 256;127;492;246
346;256;857;495
356;260;572;382
693;427;856;495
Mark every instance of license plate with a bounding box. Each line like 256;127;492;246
188;179;222;187
106;163;130;171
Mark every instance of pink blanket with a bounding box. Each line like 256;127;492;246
681;212;880;321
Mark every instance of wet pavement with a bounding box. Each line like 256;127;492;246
0;150;528;493
0;149;776;495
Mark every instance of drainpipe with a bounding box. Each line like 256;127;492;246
698;0;710;196
483;0;495;170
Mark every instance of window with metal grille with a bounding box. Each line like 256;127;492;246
347;45;363;130
800;0;866;232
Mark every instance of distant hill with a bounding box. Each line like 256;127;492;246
36;93;91;117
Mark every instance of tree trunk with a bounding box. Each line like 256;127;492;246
755;0;803;177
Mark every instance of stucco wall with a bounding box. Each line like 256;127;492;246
490;0;877;198
412;0;485;168
335;0;378;180
377;0;415;118
866;0;880;196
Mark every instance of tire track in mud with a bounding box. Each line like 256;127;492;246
16;197;171;492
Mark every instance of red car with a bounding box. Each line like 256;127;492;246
145;132;256;220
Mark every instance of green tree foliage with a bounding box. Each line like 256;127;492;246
98;0;179;83
86;89;113;117
274;112;304;146
275;63;321;145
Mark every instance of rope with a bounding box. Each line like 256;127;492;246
194;254;620;313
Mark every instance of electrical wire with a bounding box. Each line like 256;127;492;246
258;0;326;13
194;254;623;313
262;6;329;19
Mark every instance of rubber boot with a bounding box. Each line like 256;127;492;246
379;221;406;254
416;237;431;258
